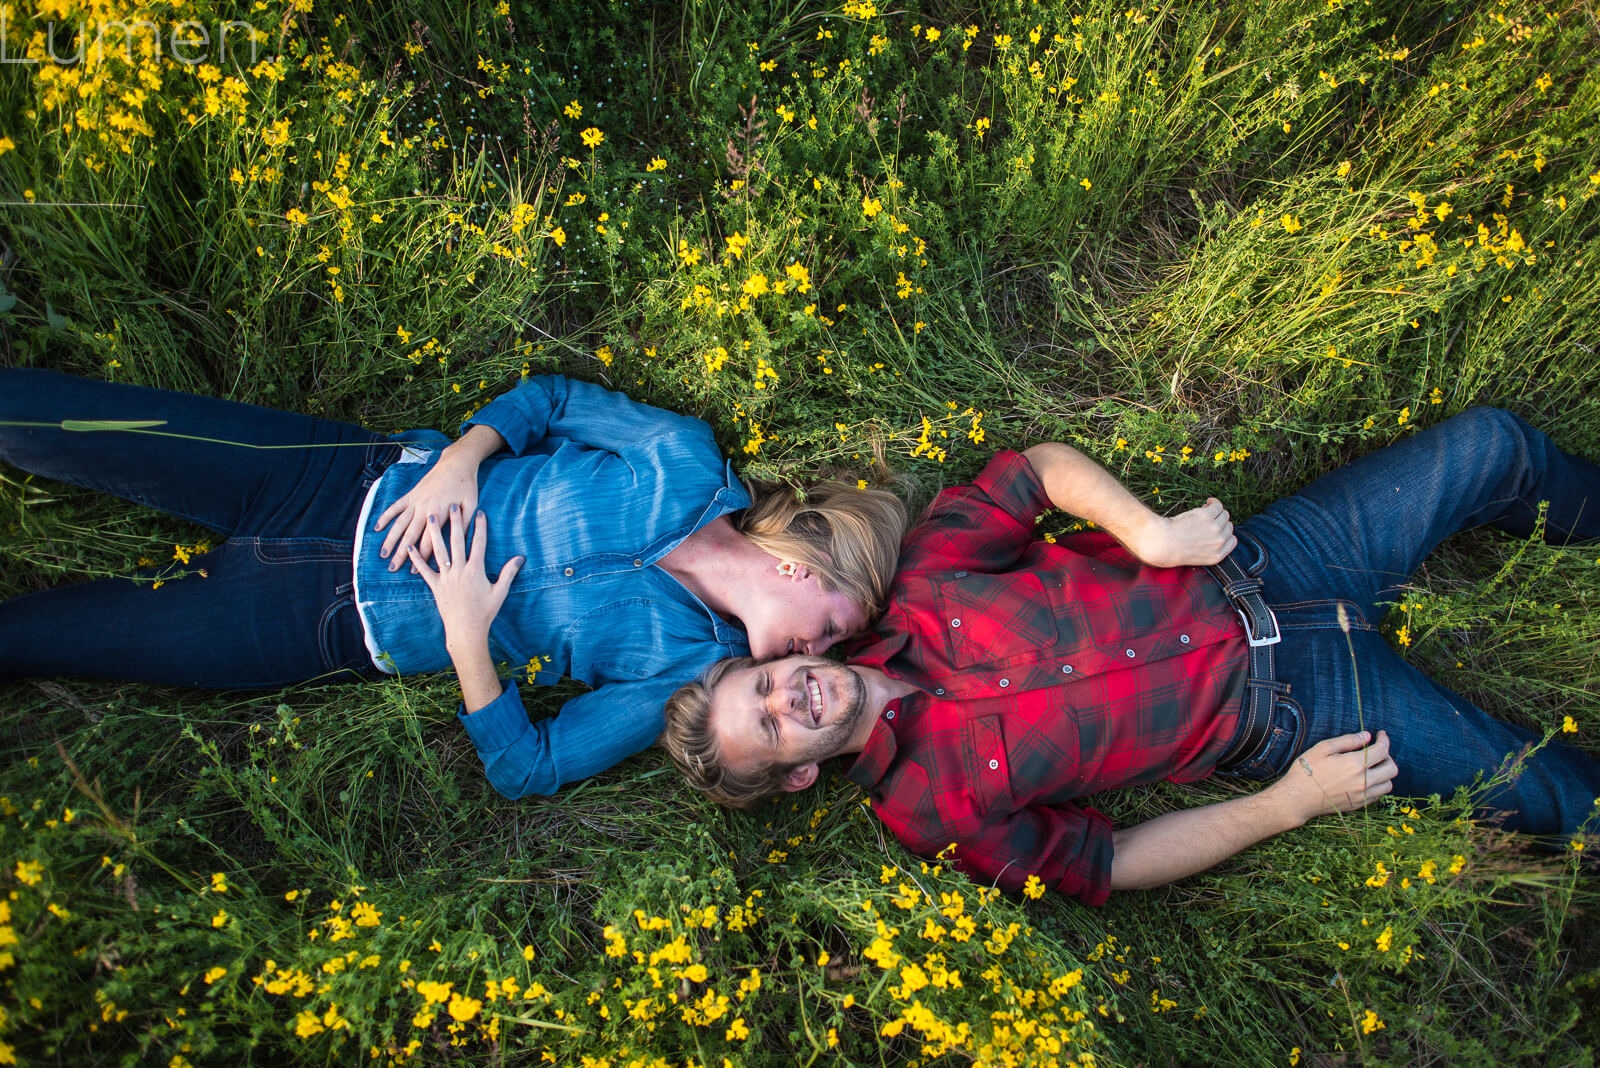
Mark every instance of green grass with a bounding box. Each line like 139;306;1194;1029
3;0;1599;1064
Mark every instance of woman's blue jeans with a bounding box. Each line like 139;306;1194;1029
0;368;396;688
1227;407;1600;838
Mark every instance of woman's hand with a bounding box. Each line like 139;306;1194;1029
375;425;504;571
406;505;523;651
1132;498;1237;568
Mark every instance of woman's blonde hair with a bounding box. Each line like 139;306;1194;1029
736;479;906;617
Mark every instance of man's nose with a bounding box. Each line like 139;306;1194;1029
767;678;799;717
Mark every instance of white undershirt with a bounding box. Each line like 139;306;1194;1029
350;445;433;671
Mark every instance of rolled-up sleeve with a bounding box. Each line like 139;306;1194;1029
872;784;1117;906
899;451;1054;574
458;677;675;798
464;375;714;457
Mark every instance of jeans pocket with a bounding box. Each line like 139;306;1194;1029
1231;696;1307;781
318;592;380;679
362;442;403;488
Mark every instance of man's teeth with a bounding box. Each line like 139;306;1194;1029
808;678;822;721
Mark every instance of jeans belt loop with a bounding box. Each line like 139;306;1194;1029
1208;535;1283;773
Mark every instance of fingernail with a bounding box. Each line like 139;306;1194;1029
450;503;459;513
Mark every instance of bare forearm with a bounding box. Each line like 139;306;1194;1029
1021;442;1160;548
447;423;506;464
446;633;506;715
1020;441;1236;567
1109;787;1302;890
1108;731;1397;891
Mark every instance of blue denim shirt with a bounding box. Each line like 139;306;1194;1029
354;376;752;797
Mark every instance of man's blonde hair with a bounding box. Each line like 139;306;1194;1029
738;479;905;617
661;657;793;810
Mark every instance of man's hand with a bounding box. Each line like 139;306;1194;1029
1110;730;1399;892
1130;498;1237;568
1269;730;1397;823
375;424;504;571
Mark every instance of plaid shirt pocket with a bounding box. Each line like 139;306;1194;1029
963;714;1012;815
935;572;1058;668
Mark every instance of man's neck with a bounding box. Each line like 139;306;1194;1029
842;664;916;755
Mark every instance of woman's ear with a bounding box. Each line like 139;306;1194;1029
776;561;811;581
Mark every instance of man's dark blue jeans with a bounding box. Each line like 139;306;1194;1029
1227;407;1600;839
0;368;395;688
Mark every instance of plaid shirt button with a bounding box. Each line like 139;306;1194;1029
1061;664;1073;674
951;618;961;627
886;709;895;720
1181;634;1191;644
1125;648;1136;658
988;759;999;770
999;678;1010;687
935;687;946;695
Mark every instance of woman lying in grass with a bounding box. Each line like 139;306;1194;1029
0;368;905;796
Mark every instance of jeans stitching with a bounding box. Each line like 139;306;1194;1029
252;537;354;564
1269;598;1377;631
318;591;357;671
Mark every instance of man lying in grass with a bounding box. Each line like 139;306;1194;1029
663;408;1600;904
0;369;904;797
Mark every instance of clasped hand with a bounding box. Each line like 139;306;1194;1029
1134;498;1237;568
374;448;480;570
406;505;522;648
1274;730;1398;822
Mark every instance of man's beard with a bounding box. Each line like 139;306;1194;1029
793;663;870;768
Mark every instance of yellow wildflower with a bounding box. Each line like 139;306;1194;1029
447;993;483;1022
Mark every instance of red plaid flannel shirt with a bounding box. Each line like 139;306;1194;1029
844;450;1249;905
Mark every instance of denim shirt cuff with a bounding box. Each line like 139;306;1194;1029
458;679;525;749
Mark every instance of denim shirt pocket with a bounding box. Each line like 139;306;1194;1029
567;597;665;683
963;714;1012;816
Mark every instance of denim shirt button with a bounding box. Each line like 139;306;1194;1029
633;558;643;567
564;567;575;577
